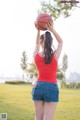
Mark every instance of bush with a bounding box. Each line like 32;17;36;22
66;82;80;89
61;80;67;88
5;80;27;85
76;82;80;89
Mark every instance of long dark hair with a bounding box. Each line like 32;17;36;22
40;31;53;64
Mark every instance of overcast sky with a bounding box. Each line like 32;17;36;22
0;0;80;78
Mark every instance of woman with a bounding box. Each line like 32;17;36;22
32;21;63;120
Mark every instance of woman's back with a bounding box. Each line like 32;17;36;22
34;53;58;83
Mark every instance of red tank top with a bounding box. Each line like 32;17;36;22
34;53;58;83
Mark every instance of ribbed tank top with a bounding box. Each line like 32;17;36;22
34;53;58;83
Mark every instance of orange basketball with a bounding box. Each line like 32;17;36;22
35;13;53;31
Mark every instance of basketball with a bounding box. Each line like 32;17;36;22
35;13;53;31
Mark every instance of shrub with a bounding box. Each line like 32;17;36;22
5;80;27;85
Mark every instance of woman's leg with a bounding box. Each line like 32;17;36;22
43;102;58;120
33;100;44;120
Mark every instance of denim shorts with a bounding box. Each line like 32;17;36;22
31;81;59;102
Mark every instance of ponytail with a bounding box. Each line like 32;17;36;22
44;31;53;64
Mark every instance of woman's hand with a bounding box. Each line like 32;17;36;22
46;21;54;32
34;21;40;30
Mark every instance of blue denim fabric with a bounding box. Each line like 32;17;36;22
31;81;59;102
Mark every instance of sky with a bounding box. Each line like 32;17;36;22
0;0;80;78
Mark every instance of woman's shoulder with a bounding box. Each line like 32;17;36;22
38;52;45;58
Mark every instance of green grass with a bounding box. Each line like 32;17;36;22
0;84;80;120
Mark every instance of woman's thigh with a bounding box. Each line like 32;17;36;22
43;102;58;120
33;101;44;120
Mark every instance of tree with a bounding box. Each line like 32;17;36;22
61;54;68;80
27;63;38;78
62;54;68;72
38;0;80;19
20;51;28;80
57;54;68;81
57;67;64;80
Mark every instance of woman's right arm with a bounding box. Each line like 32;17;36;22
33;29;40;58
47;22;63;60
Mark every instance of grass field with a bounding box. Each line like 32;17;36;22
0;84;80;120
